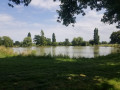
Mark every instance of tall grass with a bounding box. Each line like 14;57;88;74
18;50;36;56
0;46;15;57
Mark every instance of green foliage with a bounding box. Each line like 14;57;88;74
46;38;52;45
56;0;120;28
52;33;57;46
27;32;31;37
2;36;13;47
23;37;32;47
81;41;89;46
34;30;49;46
52;42;58;46
14;41;21;46
40;30;44;36
110;30;120;44
101;41;108;44
52;33;56;43
40;30;47;46
22;32;32;47
72;37;83;46
58;42;64;46
34;35;41;45
94;28;99;45
89;40;94;45
64;38;70;46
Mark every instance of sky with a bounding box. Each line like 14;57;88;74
0;0;119;42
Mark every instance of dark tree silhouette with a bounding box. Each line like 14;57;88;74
110;30;120;44
27;32;31;37
94;28;99;45
52;33;56;43
8;0;31;7
34;35;41;45
64;39;70;46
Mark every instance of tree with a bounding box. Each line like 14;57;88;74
64;39;70;46
58;42;64;46
2;36;13;47
8;0;120;28
14;41;21;46
8;0;31;7
94;28;99;45
34;30;47;46
22;32;32;47
52;42;58;46
34;35;41;45
40;30;47;46
72;37;83;46
57;0;120;28
27;32;31;37
72;38;77;46
101;41;108;44
110;30;120;44
23;37;32;47
52;33;57;46
81;41;89;46
52;33;56;43
46;38;51;45
89;40;94;45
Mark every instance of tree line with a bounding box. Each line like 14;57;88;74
33;30;57;46
0;28;120;47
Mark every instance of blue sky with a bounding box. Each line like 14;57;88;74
0;0;119;42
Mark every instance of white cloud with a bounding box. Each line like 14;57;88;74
30;0;60;10
0;14;14;22
0;10;119;42
73;10;119;41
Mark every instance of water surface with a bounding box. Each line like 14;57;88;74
13;46;119;58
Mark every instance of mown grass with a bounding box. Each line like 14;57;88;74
0;47;120;90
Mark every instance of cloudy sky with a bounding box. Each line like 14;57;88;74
0;0;119;42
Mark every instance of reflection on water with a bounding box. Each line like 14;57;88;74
12;46;119;58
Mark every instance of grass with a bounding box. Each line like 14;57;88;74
0;53;120;90
0;46;16;58
98;44;120;48
0;46;120;90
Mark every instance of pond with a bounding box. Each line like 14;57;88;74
12;46;119;58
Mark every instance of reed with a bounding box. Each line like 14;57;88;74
0;46;15;57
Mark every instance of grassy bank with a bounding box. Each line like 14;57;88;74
0;49;120;90
98;44;120;48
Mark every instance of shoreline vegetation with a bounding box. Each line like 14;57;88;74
98;44;120;48
0;46;120;89
0;45;120;58
1;30;120;48
14;43;120;48
1;45;120;58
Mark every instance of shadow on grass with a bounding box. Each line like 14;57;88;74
0;53;120;90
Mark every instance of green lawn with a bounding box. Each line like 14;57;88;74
0;54;120;90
